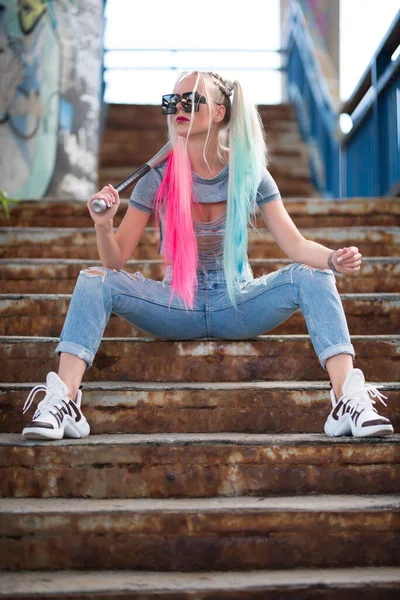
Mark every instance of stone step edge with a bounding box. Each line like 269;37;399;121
2;334;400;343
7;197;400;204
1;432;399;447
2;381;400;392
2;226;398;233
0;567;400;597
2;257;399;265
1;494;399;512
2;293;399;301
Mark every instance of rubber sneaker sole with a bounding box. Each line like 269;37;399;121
324;414;394;438
22;417;90;441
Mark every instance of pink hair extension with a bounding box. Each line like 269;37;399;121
154;136;199;308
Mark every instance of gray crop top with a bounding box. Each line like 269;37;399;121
129;159;281;271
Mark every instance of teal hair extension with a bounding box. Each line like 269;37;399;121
224;81;267;307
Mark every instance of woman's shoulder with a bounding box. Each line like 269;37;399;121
256;167;281;206
152;157;169;178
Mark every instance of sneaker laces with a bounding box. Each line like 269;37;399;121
342;383;388;413
22;385;67;415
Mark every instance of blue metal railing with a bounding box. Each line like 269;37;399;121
340;10;400;197
284;0;400;198
283;0;340;198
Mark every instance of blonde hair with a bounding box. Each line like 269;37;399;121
158;70;268;307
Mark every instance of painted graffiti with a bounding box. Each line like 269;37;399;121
0;0;103;199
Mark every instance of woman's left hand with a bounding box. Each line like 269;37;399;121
333;246;362;275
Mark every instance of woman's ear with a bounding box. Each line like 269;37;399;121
213;104;226;124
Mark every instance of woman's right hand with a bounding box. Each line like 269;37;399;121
87;184;120;227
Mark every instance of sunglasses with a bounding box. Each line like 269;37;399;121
161;91;208;115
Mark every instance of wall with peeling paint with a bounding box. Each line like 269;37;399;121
0;0;104;199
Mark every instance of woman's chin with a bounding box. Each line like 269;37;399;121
175;128;192;139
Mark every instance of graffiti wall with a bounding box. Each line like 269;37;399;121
0;0;104;199
299;0;340;77
302;0;330;41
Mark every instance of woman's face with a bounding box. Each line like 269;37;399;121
172;74;224;138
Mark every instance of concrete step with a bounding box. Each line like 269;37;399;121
1;226;399;259
103;103;298;130
99;138;310;167
2;198;397;229
1;430;399;498
1;293;398;337
98;168;317;198
1;258;399;294
1;335;400;382
4;381;399;436
102;128;308;151
99;105;312;194
99;139;309;169
0;494;399;568
1;568;400;599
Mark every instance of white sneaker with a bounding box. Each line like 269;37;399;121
22;372;90;440
324;368;394;437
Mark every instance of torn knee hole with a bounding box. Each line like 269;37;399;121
126;272;139;281
81;267;108;280
299;264;331;274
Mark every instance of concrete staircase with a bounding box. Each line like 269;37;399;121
0;104;399;598
98;104;316;198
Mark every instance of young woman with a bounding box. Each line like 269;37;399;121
21;70;393;440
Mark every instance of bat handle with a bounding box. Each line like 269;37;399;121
91;198;107;213
90;161;157;214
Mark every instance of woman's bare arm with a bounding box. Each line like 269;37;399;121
88;184;151;270
114;206;151;268
259;199;362;275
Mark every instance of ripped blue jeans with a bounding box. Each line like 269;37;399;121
55;262;355;371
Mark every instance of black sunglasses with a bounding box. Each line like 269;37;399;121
161;91;207;115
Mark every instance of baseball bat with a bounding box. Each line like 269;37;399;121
91;141;172;213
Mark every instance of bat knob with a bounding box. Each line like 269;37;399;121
91;198;107;213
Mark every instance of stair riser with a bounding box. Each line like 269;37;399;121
100;177;317;198
5;387;399;435
1;586;400;600
0;202;400;228
2;262;399;293
1;338;399;383
2;213;398;228
2;200;397;228
1;510;399;569
2;229;398;259
100;148;310;172
1;440;399;498
1;297;398;337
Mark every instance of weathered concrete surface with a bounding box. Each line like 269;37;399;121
0;433;399;498
1;198;398;228
4;381;399;435
1;568;400;599
97;104;315;197
1;335;399;383
0;495;399;569
1;258;400;294
1;226;399;259
1;293;399;337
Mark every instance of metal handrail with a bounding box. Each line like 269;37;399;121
283;0;340;197
104;48;286;53
340;9;400;197
342;12;400;117
104;66;285;71
103;47;286;72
